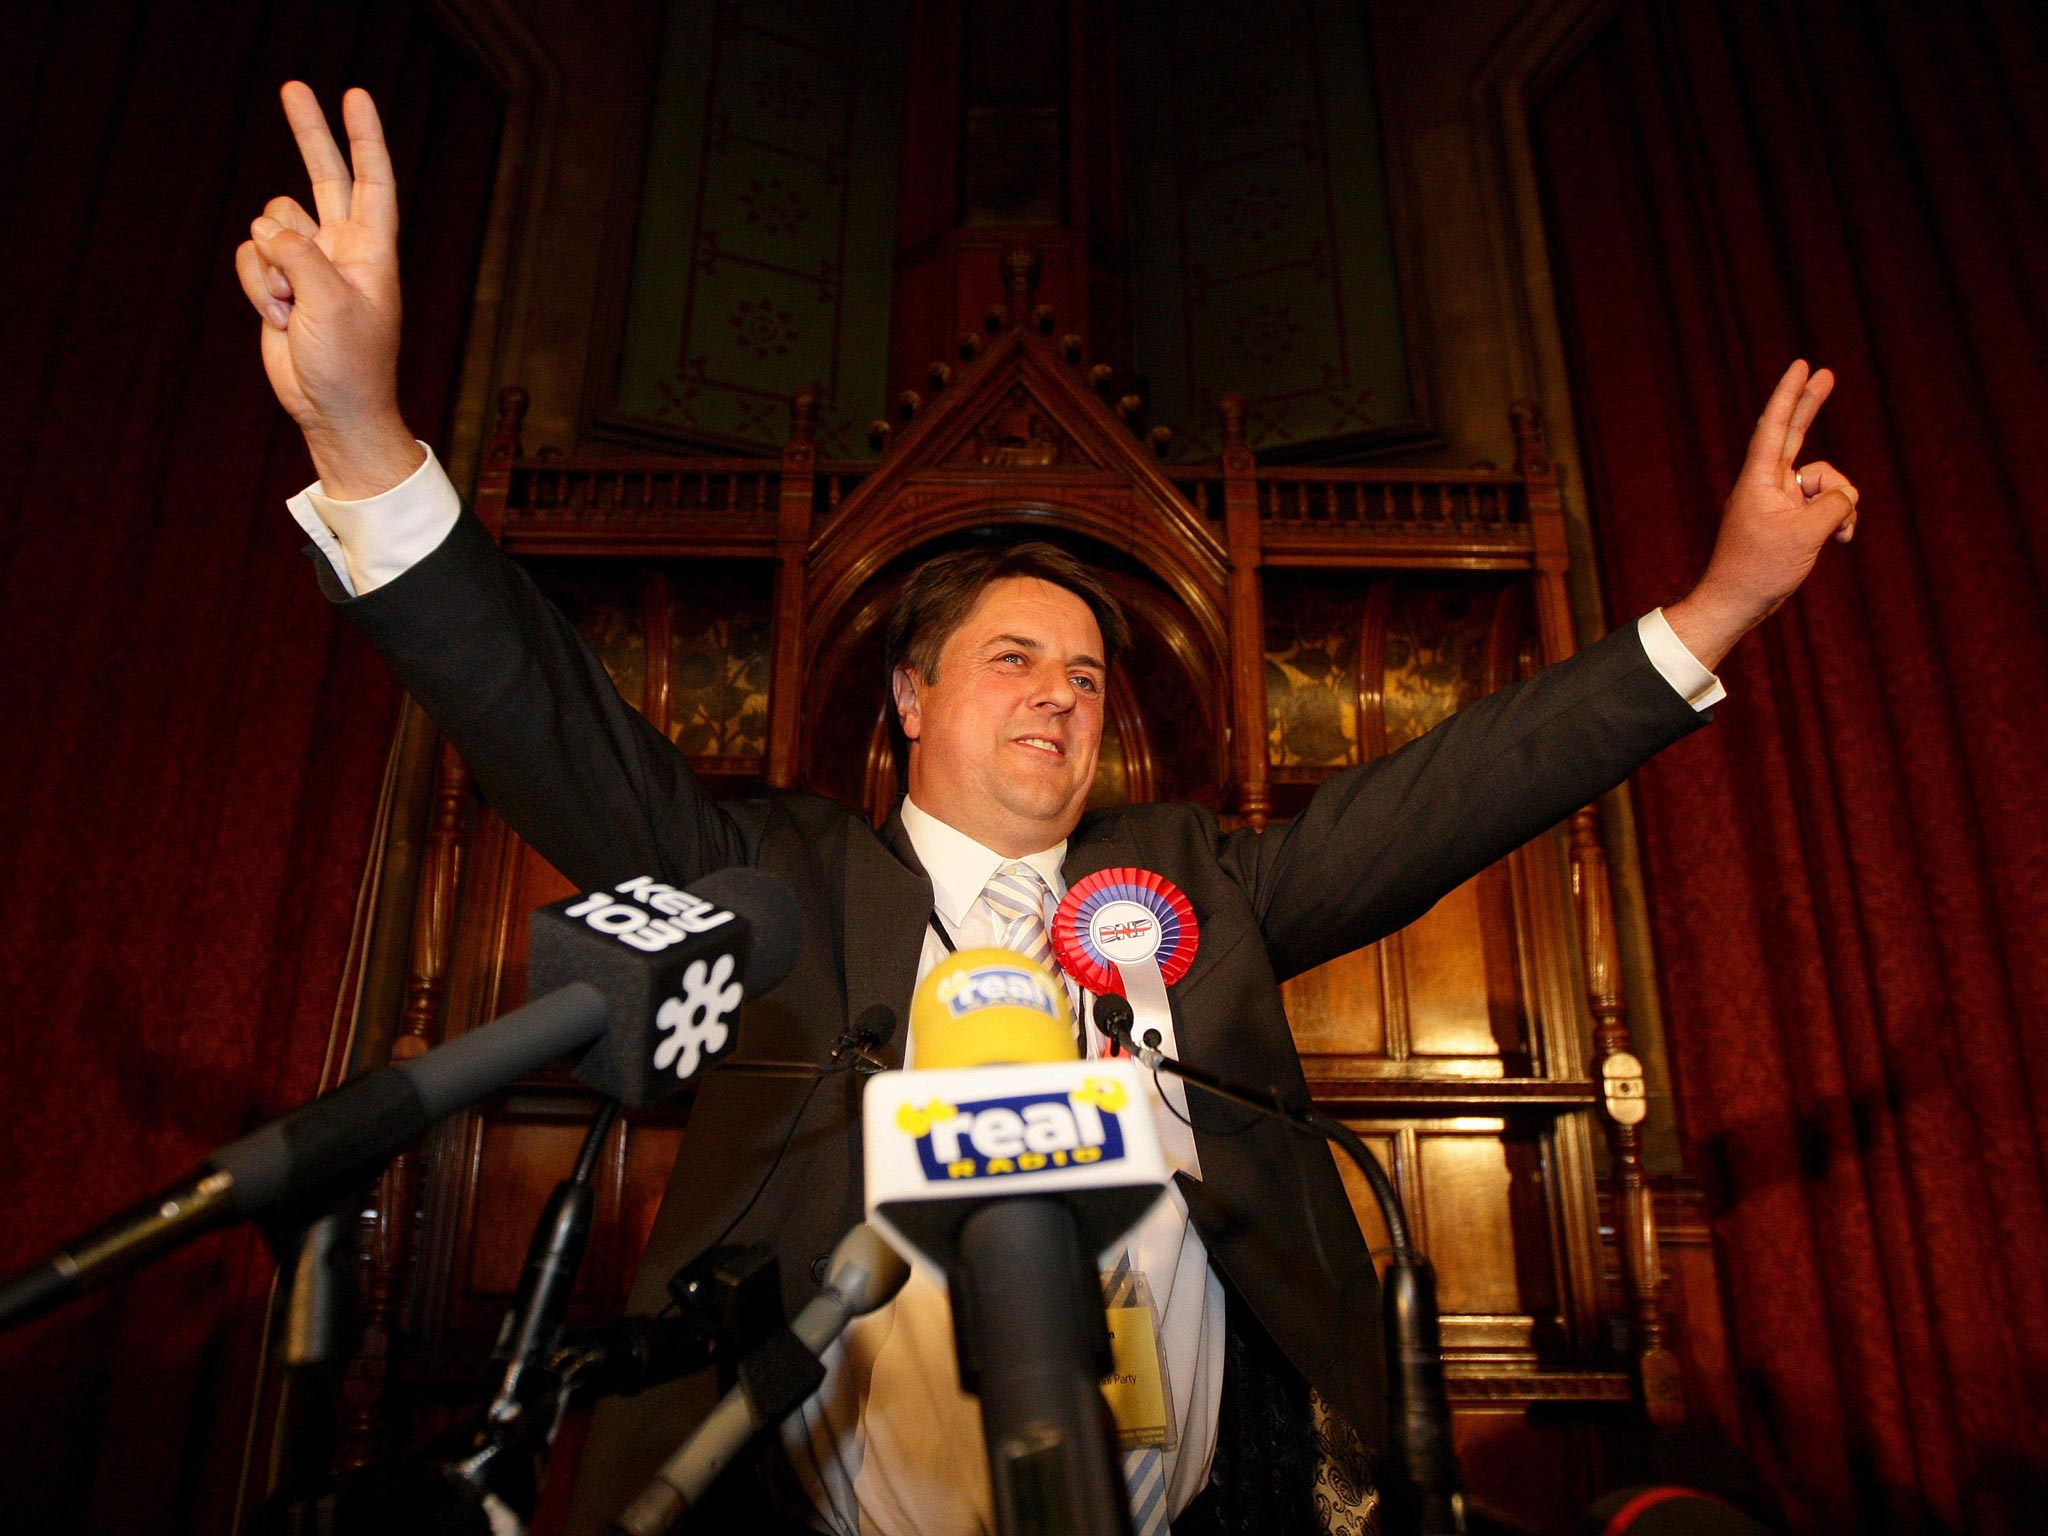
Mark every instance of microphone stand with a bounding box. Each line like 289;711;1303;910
949;1198;1134;1536
1098;1003;1465;1536
450;1099;621;1519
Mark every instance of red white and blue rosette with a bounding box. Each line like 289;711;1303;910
1052;867;1199;998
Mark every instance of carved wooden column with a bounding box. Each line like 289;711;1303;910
768;390;817;788
1217;394;1270;829
1515;400;1683;1427
472;387;527;538
333;730;474;1471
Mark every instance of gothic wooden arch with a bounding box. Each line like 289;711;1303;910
800;327;1232;669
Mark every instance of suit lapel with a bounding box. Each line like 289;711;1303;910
1059;808;1122;888
841;809;932;1070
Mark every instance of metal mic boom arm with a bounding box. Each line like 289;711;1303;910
1093;996;1466;1536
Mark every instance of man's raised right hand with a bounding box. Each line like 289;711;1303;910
235;82;423;500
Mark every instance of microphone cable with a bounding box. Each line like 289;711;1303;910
688;1002;900;1285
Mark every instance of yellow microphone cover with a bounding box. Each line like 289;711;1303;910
909;947;1077;1067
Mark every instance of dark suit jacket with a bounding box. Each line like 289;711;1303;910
330;510;1707;1529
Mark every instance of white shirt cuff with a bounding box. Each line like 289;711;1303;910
286;443;461;597
1637;608;1726;711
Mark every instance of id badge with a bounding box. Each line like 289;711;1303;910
1100;1265;1176;1450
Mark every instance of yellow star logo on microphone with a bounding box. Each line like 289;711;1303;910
896;1100;958;1137
1072;1078;1127;1114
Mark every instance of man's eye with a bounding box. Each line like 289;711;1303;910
1073;675;1101;693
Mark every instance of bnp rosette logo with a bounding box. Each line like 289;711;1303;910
896;1078;1131;1181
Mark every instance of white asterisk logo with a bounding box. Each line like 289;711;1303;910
651;954;744;1080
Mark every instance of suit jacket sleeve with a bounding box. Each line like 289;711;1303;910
313;508;749;892
1215;621;1708;982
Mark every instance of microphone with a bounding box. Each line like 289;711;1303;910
0;867;801;1331
866;947;1166;1536
905;944;1081;1067
608;1224;909;1536
1092;995;1153;1062
829;1002;899;1075
868;947;1165;1272
544;868;801;1106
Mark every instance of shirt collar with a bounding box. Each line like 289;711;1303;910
900;796;1068;926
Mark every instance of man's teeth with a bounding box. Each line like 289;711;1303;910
1017;738;1061;754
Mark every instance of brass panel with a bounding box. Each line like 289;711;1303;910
1378;585;1492;749
665;567;772;760
1263;573;1362;770
532;562;647;706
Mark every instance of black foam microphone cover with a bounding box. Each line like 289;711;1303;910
691;865;803;993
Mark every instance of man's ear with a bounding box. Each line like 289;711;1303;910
891;665;922;741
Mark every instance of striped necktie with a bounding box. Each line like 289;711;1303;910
982;860;1057;974
980;860;1086;1053
978;860;1081;1056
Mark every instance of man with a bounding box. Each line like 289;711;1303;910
237;84;1860;1535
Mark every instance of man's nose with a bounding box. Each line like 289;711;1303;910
1032;663;1077;710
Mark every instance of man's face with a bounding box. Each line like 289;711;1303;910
892;576;1107;856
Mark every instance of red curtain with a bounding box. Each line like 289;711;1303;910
0;3;500;1530
1536;1;2048;1530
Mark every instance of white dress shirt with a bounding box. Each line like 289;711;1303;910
780;797;1226;1535
288;450;1723;1533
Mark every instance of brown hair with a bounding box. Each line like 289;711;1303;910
883;541;1132;762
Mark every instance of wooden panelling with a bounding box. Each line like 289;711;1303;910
1326;1118;1570;1363
1281;946;1389;1061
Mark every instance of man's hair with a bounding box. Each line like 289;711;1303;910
882;540;1132;760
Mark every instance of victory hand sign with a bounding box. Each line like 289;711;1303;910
234;83;423;499
1664;360;1862;670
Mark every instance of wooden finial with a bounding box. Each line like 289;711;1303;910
1510;400;1553;479
789;387;818;443
783;388;818;472
868;419;892;451
1061;334;1085;363
1088;363;1115;395
1116;394;1142;422
488;385;529;463
1218;392;1247;451
1148;425;1173;457
1004;245;1039;328
927;361;953;392
1033;304;1056;336
960;333;984;361
898;389;922;422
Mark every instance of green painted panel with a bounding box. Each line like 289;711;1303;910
615;0;908;457
1121;0;1412;459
